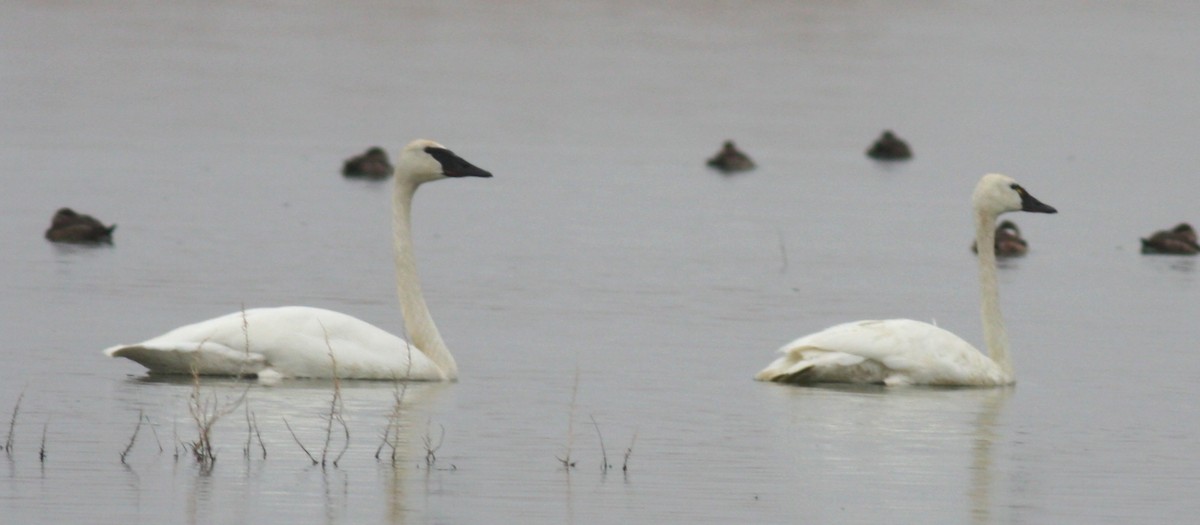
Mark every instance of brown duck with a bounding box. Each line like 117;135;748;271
706;140;755;173
342;146;394;178
45;208;115;243
972;220;1029;257
1141;223;1199;255
866;130;913;160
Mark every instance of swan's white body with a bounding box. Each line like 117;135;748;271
104;139;492;381
104;307;449;380
755;173;1056;387
756;319;1009;386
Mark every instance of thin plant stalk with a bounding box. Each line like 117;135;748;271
422;419;444;467
284;417;318;465
556;368;580;469
237;304;252;379
373;381;406;462
243;407;266;460
319;321;349;467
38;422;47;462
120;409;144;464
244;402;253;460
5;389;25;455
144;414;163;453
589;414;609;472
376;341;414;464
622;430;638;473
286;322;350;468
332;412;350;467
186;345;248;471
776;227;789;274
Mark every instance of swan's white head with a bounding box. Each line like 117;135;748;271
396;139;493;185
972;173;1057;217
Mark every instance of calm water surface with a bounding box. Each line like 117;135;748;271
2;1;1198;523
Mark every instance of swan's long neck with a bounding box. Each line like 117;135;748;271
975;209;1012;378
393;181;458;380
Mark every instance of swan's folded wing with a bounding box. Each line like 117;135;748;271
757;319;985;384
105;340;267;376
754;348;868;382
784;319;975;362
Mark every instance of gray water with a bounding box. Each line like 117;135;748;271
3;1;1199;523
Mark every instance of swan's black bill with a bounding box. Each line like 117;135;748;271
1016;186;1056;214
426;147;493;178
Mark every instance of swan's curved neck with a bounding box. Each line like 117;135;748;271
393;180;458;380
975;209;1012;378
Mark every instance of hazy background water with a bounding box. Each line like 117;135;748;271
2;1;1198;523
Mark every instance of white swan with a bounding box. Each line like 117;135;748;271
104;139;492;381
755;173;1057;386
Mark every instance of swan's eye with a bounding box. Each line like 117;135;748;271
1010;183;1026;195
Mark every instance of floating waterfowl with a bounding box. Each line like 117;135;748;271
342;146;394;178
755;174;1057;386
1140;223;1199;255
971;220;1029;257
105;140;492;381
706;140;755;173
866;130;912;160
44;208;115;243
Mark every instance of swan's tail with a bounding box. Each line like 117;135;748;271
754;353;816;382
105;342;266;376
754;347;875;384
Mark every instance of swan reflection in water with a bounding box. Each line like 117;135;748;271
967;388;1009;525
765;385;1011;523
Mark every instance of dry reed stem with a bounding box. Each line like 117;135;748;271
373;384;404;462
120;409;144;464
243;403;252;459
232;307;265;462
775;227;789;274
38;421;47;462
556;368;580;469
252;411;267;459
243;404;266;460
241;304;249;365
622;430;638;472
422;419;444;467
235;304;256;379
5;390;25;455
185;344;248;471
283;417;318;464
332;414;350;467
187;362;212;467
320;322;349;467
241;303;249;354
285;322;350;468
234;306;266;462
589;414;609;471
145;414;163;453
376;341;414;464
